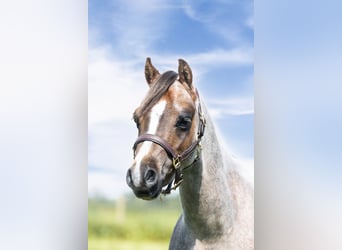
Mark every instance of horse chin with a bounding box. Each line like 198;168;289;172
141;191;160;200
133;182;162;200
136;190;161;200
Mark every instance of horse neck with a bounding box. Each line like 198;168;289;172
179;104;234;240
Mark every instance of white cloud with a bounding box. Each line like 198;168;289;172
89;0;253;67
208;97;254;118
188;48;253;66
91;0;177;56
136;47;253;81
88;46;147;126
182;0;253;44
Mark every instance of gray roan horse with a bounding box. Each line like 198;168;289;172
126;58;254;249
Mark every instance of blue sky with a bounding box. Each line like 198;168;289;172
88;0;254;199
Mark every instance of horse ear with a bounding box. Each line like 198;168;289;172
145;57;160;86
178;59;193;88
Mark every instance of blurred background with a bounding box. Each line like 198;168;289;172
88;0;253;249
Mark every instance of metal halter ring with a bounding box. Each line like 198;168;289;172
172;156;181;169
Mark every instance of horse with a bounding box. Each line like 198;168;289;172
126;58;254;249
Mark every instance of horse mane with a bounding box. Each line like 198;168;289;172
133;71;178;122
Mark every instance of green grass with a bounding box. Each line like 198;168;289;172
89;194;182;250
88;238;169;250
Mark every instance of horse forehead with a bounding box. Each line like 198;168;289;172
168;81;194;109
141;81;193;120
169;80;190;98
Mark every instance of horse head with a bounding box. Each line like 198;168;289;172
126;58;205;200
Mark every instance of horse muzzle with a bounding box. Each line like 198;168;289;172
126;165;162;200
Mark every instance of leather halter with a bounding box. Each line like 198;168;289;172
132;88;206;194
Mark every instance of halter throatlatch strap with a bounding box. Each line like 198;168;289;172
132;89;206;194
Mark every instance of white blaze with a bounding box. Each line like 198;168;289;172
132;100;167;184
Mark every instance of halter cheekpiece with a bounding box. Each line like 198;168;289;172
132;85;206;194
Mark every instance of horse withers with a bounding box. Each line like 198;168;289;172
126;58;254;249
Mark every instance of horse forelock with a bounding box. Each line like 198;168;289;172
133;71;178;121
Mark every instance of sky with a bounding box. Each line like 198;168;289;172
88;0;254;199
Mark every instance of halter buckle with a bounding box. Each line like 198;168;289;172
172;156;181;169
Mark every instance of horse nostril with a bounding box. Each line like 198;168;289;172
126;169;133;187
144;168;157;185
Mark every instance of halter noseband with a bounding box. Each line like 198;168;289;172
132;89;206;194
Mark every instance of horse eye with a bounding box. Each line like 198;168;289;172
176;116;192;131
